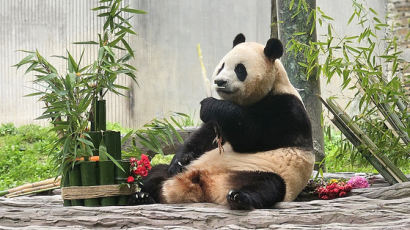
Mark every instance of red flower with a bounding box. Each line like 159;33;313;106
127;176;135;183
128;154;152;180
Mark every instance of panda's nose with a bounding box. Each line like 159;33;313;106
214;79;227;87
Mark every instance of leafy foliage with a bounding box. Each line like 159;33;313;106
286;0;409;169
151;154;174;166
0;123;17;136
324;126;409;174
14;0;146;176
122;113;189;157
0;124;57;190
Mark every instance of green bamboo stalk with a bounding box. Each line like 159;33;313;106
91;99;97;131
80;161;100;207
98;160;117;206
116;160;131;205
68;164;84;206
323;97;408;184
88;131;102;156
96;100;106;131
104;131;121;160
377;101;409;145
62;171;71;206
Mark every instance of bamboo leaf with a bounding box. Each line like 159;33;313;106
78;137;94;148
14;54;34;69
106;152;125;172
121;8;147;14
73;41;99;45
108;33;126;47
92;6;110;11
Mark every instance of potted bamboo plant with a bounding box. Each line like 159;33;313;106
15;0;146;206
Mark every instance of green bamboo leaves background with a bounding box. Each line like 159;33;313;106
286;0;408;169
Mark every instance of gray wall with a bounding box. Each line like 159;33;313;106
0;0;105;126
127;0;271;127
0;0;388;128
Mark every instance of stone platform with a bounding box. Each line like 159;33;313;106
0;182;409;229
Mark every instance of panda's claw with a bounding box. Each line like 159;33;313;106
128;192;155;205
227;190;252;210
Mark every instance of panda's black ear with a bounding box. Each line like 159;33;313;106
233;33;245;48
264;38;283;60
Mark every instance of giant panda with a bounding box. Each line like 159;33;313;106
131;33;314;210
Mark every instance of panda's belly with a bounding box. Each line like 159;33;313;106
188;143;315;202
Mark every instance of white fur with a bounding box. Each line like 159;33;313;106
212;42;303;105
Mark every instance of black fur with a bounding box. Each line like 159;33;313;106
168;121;219;175
217;63;225;75
227;171;286;210
264;38;283;60
134;164;170;203
199;93;312;153
168;93;312;173
233;33;245;47
234;63;247;81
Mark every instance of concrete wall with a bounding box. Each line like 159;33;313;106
0;0;104;126
316;0;388;119
127;0;271;127
0;0;390;128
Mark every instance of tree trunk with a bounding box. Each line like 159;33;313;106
275;0;325;168
271;0;279;39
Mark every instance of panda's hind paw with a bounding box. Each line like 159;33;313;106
227;190;252;210
128;192;156;205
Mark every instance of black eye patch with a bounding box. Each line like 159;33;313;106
234;63;247;81
217;63;224;75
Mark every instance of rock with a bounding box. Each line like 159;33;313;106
1;182;410;229
352;181;410;200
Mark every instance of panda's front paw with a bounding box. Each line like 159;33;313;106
128;192;155;205
200;97;218;122
227;190;252;210
168;152;195;176
168;159;185;176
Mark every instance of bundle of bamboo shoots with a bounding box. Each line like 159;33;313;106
0;176;61;198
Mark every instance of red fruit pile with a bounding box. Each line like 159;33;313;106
316;182;352;200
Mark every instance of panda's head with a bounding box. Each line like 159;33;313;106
212;33;299;106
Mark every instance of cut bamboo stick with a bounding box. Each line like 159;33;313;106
8;177;61;194
96;100;106;131
6;183;60;198
80;161;100;206
0;177;61;197
68;164;84;206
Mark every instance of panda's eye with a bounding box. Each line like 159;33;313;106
234;63;247;81
217;63;225;75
